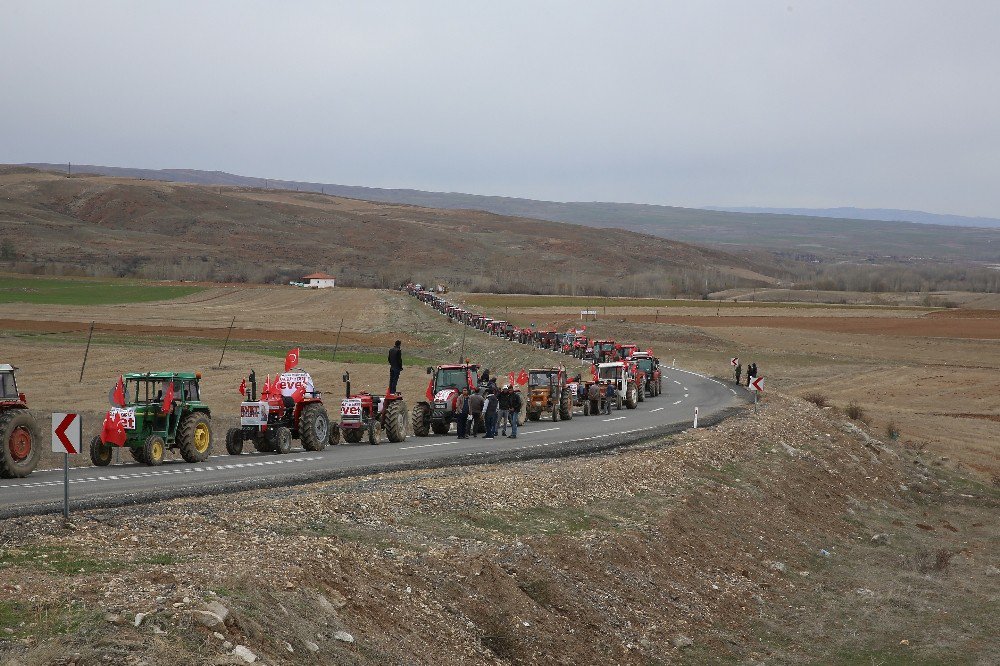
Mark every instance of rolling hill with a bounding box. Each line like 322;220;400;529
22;163;1000;264
0;167;781;295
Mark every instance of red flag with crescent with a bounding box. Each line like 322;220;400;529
160;381;174;415
285;348;300;372
112;375;125;407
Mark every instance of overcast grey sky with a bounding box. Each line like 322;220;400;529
2;1;998;216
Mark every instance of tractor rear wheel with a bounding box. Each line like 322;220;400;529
268;427;292;454
89;435;113;467
637;381;645;402
411;403;431;437
299;404;330;452
144;435;166;466
430;421;450;435
0;409;41;478
225;428;244;455
178;412;213;463
560;388;573;421
384;399;407;443
328;423;341;446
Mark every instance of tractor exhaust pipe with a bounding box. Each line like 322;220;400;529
343;371;351;398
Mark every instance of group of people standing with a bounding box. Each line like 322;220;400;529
734;360;758;387
453;376;524;440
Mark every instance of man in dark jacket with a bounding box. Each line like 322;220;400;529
468;389;485;438
484;389;499;439
498;385;511;437
507;388;522;438
388;340;403;394
456;388;471;439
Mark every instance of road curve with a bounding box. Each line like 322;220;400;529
0;367;748;519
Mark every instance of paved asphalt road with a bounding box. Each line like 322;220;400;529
0;368;748;518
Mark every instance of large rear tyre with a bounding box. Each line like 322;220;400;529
560;387;573;421
384;400;407;443
89;435;113;467
367;420;379;445
268;426;292;454
411;403;431;437
299;404;330;452
343;427;363;444
143;435;166;466
0;409;41;478
431;421;450;435
225;428;244;455
178;412;213;463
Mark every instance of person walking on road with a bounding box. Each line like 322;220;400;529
484;389;499;439
469;389;485;438
388;340;403;394
507;388;522;438
456;388;471;439
735;361;742;385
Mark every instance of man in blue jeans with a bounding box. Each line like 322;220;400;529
507;387;522;438
484;389;499;439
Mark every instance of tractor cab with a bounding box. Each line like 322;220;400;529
0;365;24;403
617;344;640;360
594;340;618;363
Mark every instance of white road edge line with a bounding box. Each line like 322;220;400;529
603;416;627;422
650;407;664;413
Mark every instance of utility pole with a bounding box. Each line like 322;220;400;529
67;162;71;177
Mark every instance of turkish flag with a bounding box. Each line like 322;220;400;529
508;371;516;386
160;382;174;415
590;365;599;380
112;375;125;407
292;384;306;403
285;347;300;372
516;369;528;386
100;411;127;446
238;378;247;396
425;378;434;401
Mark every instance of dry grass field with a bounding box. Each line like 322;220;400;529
453;291;1000;480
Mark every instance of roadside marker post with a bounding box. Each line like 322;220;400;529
694;406;699;428
750;377;764;413
51;413;82;520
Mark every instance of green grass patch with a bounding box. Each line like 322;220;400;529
254;347;437;368
0;546;175;574
0;275;204;305
461;293;932;311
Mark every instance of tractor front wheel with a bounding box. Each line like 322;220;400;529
367;420;379;445
637;381;645;402
143;435;166;466
178;412;213;463
328;423;341;446
625;383;638;409
527;410;540;422
89;436;113;467
430;421;450;436
225;428;244;455
0;409;41;478
411;403;431;437
268;427;292;454
384;399;408;443
560;388;574;421
253;433;271;453
551;405;560;422
343;427;363;444
299;404;330;452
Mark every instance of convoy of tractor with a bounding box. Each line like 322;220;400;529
2;286;677;478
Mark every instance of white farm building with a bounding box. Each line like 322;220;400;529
299;272;336;289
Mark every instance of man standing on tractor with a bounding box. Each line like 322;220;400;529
388;340;403;394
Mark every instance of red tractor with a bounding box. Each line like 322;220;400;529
593;340;619;363
411;363;480;436
617;344;640;360
226;368;335;455
0;364;40;478
338;371;408;444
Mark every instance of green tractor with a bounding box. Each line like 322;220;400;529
90;372;213;467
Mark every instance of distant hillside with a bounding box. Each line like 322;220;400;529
0;167;780;295
708;206;1000;229
22;163;1000;264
